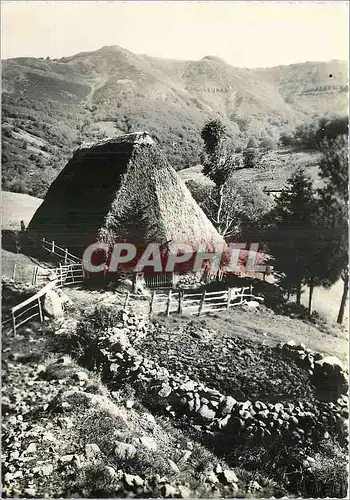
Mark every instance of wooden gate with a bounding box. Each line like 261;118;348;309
143;272;173;289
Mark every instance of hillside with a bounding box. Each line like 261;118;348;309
179;149;323;192
2;282;348;498
2;191;43;231
2;46;348;197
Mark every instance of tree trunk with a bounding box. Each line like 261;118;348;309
308;279;314;315
216;184;224;227
337;276;349;324
296;281;302;305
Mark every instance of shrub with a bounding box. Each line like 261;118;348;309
55;304;122;371
260;136;277;152
243;148;261;169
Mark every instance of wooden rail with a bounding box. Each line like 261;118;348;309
40;238;81;263
125;285;263;317
8;262;85;335
56;263;85;287
11;280;58;336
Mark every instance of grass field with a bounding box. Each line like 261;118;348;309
2;191;43;231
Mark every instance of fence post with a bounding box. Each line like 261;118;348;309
198;289;206;316
240;287;245;304
82;263;86;281
12;263;17;281
124;291;130;309
12;311;16;337
166;289;172;317
132;273;137;293
249;284;253;298
178;290;184;314
51;240;55;253
32;266;38;285
150;290;156;316
64;248;68;264
58;263;63;286
38;297;43;322
226;288;232;309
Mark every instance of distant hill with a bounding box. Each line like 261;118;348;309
2;45;348;197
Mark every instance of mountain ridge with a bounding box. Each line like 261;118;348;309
2;45;348;197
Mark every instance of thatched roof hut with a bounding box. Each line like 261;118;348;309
28;132;224;260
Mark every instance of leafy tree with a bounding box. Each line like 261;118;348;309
187;178;271;240
315;116;348;146
201;119;230;186
200;119;235;230
279;116;348;151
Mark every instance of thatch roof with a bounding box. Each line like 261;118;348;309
28;132;225;257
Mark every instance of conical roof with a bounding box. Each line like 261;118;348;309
28;132;225;256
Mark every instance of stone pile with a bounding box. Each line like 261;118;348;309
176;272;202;289
275;341;348;399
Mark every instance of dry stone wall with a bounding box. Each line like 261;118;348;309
275;340;348;400
71;309;348;448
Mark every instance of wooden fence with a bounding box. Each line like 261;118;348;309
124;285;263;317
143;273;174;289
24;230;81;264
6;263;85;335
56;263;85;287
40;238;81;263
11;280;58;335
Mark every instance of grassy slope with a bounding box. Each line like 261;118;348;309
2;191;43;231
178;148;322;191
2;310;281;498
2;286;347;497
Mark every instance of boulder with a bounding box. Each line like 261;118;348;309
313;356;348;397
85;443;101;462
158;384;172;398
221;396;237;415
243;300;260;310
114;441;137;460
206;471;219;484
124;473;144;488
167;459;180;473
162;484;178;498
139;436;157;452
222;470;238;484
44;289;64;318
199;404;216;421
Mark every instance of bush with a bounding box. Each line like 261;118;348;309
243;148;261;169
55;304;122;371
260;137;277;152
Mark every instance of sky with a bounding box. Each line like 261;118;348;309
1;1;349;67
